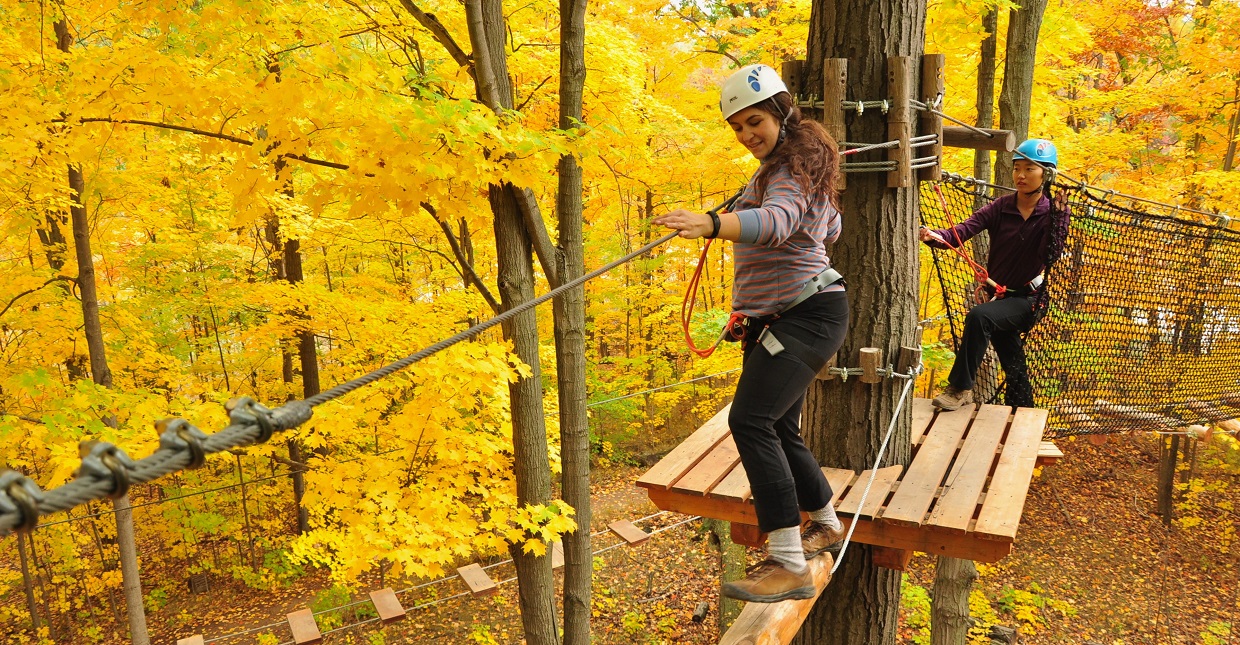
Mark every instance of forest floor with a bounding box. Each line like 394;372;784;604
108;430;1240;644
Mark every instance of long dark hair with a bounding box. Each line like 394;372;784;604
750;92;841;211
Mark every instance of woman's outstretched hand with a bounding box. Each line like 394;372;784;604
654;209;712;239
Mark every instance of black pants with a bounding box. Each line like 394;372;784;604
947;295;1035;407
729;290;849;533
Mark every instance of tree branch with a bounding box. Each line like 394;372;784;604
53;117;351;170
511;186;559;287
419;202;502;313
0;276;75;318
515;75;553;112
395;0;472;70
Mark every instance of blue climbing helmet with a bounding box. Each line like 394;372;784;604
1013;138;1058;168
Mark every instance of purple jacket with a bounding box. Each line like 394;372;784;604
926;192;1070;291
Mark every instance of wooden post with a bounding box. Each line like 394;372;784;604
816;353;837;380
918;53;945;181
782;59;805;101
823;58;848;191
942;127;1016;152
730;523;767;548
887;56;913;188
860;347;883;384
896;346;921;376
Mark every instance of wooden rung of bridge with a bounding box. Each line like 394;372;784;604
287;607;323;645
637;398;1053;566
457;563;498;596
176;636;205;645
368;587;406;623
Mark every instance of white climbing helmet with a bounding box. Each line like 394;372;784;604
720;64;789;120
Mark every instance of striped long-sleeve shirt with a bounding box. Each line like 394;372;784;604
731;164;842;317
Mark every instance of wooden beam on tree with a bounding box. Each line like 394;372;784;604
942;126;1016;152
822;58;848;192
887;56;914;188
918;54;945;182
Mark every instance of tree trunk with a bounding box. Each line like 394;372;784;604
972;6;999;211
993;0;1049;186
57;20;150;643
17;533;40;631
554;0;590;643
799;2;925;644
1223;79;1239;172
1157;434;1179;526
704;519;745;634
265;161;313;535
931;557;978;645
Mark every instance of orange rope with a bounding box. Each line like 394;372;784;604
931;183;1004;302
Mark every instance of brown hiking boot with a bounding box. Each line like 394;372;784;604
802;521;846;559
932;386;973;411
721;559;815;603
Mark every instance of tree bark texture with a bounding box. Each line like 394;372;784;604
994;0;1049;186
931;557;978;645
971;6;1000;404
17;533;40;631
465;2;559;642
493;181;559;645
704;519;745;634
554;0;590;643
799;2;925;644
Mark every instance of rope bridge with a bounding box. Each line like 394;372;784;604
921;175;1240;438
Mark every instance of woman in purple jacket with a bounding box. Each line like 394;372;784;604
921;139;1070;410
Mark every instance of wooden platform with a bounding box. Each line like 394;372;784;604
637;399;1053;565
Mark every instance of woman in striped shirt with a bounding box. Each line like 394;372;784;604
655;64;849;603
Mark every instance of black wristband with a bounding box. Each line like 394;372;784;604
708;212;721;238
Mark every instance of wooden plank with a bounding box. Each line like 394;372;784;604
823;467;856;506
882;405;975;526
928;404;1011;533
287;608;322;645
608;520;650;545
975;408;1049;539
551;541;565;569
456;563;498;597
836;465;902;518
942;126;1016;151
910;398;937;448
710;460;751;502
917;53;945;182
1037;441;1063;467
719;554;834;645
823;58;848;192
177;637;205;645
636;404;732;490
645;488;1011;562
671;435;741;495
368;588;405;623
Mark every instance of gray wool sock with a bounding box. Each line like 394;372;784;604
767;526;808;573
808;504;843;532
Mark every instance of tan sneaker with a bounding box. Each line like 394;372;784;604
932;386;973;411
802;521;846;559
721;559;815;603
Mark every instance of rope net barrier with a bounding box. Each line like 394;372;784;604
920;175;1240;438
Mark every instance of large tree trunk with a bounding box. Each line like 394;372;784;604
798;2;925;644
553;0;590;643
931;556;978;645
471;2;559;642
993;0;1049;186
57;19;150;644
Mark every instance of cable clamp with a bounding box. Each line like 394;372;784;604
76;441;137;499
0;470;43;534
156;419;210;469
226;397;276;444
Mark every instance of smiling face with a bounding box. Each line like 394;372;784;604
727;106;782;160
1012;159;1046;192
